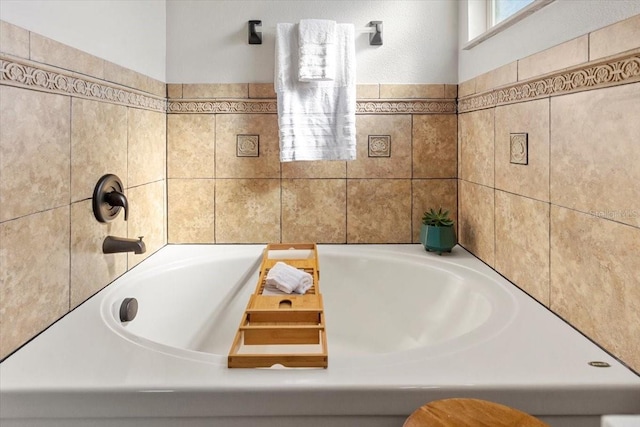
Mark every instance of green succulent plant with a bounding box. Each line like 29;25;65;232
422;208;454;227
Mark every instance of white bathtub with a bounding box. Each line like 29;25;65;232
1;244;639;427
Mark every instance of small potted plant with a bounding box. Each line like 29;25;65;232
421;208;456;255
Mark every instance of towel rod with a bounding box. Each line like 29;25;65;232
248;20;383;46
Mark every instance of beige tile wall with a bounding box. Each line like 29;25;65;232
4;13;636;378
0;21;458;359
457;14;640;372
167;85;457;245
0;22;167;358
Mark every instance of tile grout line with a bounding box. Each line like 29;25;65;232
344;173;348;244
165;110;170;244
548;97;552;308
410;115;414;242
68;95;73;312
125;107;130;270
213;114;217;244
279;152;283;244
492;106;497;268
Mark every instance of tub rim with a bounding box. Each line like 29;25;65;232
98;244;519;369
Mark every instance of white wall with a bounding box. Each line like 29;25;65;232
458;0;640;82
7;1;634;86
0;0;167;82
166;0;458;84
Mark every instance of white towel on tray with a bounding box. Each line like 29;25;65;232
265;262;313;295
275;22;356;162
298;19;336;82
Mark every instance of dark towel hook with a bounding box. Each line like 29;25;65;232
369;21;383;46
248;20;262;44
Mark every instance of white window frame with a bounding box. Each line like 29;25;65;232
464;0;555;50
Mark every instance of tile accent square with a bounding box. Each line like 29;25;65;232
216;114;279;178
368;135;391;157
496;100;549;201
237;134;260;157
348;115;411;178
510;133;528;165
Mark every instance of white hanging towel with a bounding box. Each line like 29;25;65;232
275;22;356;162
298;19;336;82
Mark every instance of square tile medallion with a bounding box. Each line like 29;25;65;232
368;135;391;157
510;133;528;165
236;134;259;157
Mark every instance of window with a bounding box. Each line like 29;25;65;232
489;0;535;27
465;0;554;49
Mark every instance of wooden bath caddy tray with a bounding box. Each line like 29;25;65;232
228;243;328;368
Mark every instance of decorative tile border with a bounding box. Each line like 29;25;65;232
0;56;166;112
168;99;456;114
168;99;277;114
356;99;456;114
459;51;640;113
0;55;456;115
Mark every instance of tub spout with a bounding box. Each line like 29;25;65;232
103;236;146;254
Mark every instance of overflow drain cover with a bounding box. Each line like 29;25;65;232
119;297;138;322
588;361;611;368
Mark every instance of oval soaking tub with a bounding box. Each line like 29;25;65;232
1;244;639;427
103;247;514;367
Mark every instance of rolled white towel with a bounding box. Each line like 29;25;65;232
265;262;313;294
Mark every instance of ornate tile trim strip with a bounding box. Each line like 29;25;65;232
168;99;277;113
459;51;640;113
458;92;497;113
0;56;166;112
167;99;456;114
356;99;456;114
